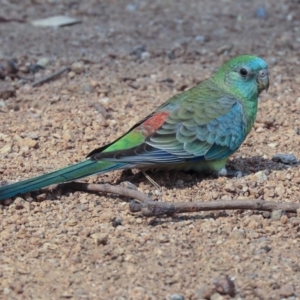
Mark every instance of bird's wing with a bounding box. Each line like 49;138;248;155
89;85;246;164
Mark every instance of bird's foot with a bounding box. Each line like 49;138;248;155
215;167;249;178
142;171;161;191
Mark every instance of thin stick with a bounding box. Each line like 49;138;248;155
51;182;152;203
0;16;26;23
129;199;300;217
47;182;300;217
32;66;70;87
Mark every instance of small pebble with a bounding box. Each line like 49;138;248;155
0;100;6;107
255;7;267;19
91;233;108;246
210;293;225;300
131;44;146;58
194;35;205;42
36;57;50;68
71;61;84;74
255;171;268;182
141;51;150;60
230;228;245;240
279;284;295;297
14;197;25;209
280;215;288;224
215;275;235;297
290;217;300;227
272;154;298;165
99;97;110;104
271;210;283;221
170;293;184;300
126;3;139;12
68;71;76;79
0;144;12;154
0;82;16;100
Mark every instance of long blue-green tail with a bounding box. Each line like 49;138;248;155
0;159;126;201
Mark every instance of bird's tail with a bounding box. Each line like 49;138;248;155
0;159;126;201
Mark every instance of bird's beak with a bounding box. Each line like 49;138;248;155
257;68;269;92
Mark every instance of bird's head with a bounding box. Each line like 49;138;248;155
214;55;269;100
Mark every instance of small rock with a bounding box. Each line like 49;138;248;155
170;293;184;300
256;126;265;133
0;100;6;108
14;197;25;209
68;71;75;79
36;57;50;68
279;284;295;297
0;82;16;100
126;3;139;12
255;171;268;182
194;35;206;42
81;83;93;93
272;153;298;165
71;61;84;74
28;63;44;73
43;242;58;250
20;131;39;140
36;193;47;202
248;220;259;229
230;228;245;239
254;245;271;255
131;44;146;58
216;44;233;55
141;51;150;60
0;144;12;154
112;217;123;227
197;284;214;299
176;179;184;187
63;131;73;142
91;233;108;246
280;215;288;224
210;293;225;300
224;183;236;193
20;137;38;149
290;217;300;227
61;290;73;298
49;95;61;104
157;234;170;243
3;287;12;295
271;209;283;221
99;97;110;104
66;219;78;226
215;275;235;297
255;7;267;19
267;143;277;148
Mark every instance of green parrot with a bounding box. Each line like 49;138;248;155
0;55;269;201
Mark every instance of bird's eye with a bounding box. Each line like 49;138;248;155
239;68;248;76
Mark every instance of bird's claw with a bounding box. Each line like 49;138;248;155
215;167;248;178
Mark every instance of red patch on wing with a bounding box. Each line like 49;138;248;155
139;111;169;135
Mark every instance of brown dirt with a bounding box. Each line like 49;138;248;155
1;0;300;299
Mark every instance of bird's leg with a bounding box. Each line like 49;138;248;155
215;167;247;178
142;171;161;191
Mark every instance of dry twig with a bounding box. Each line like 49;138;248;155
47;182;300;217
32;66;70;87
0;16;25;23
50;182;152;203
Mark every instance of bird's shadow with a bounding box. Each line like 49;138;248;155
116;155;298;190
1;156;297;208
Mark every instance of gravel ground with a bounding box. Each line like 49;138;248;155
0;0;300;299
